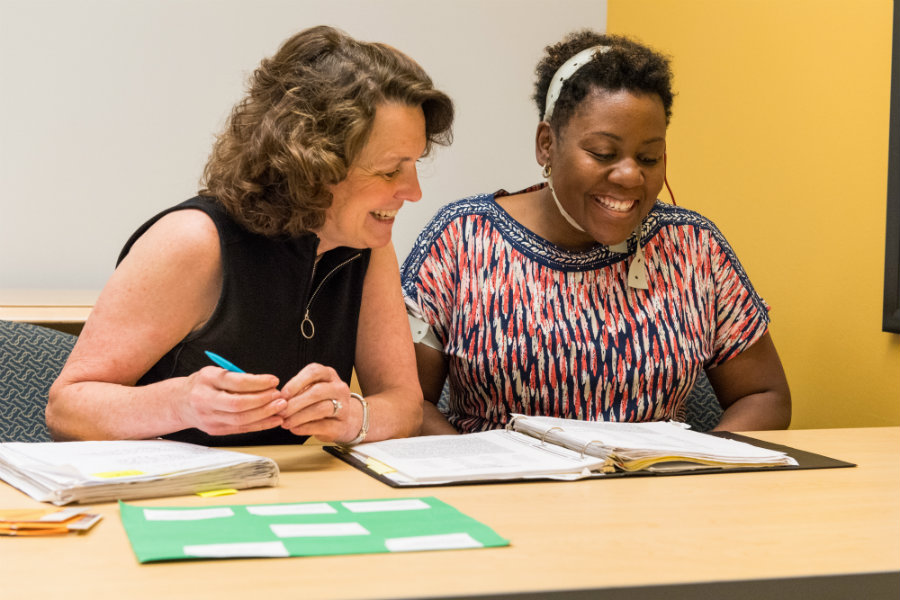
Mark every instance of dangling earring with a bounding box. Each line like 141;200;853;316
541;163;551;179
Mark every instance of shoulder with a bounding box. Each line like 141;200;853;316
424;192;502;232
404;192;501;259
647;202;732;248
118;197;234;264
141;208;218;250
651;202;719;230
122;205;222;273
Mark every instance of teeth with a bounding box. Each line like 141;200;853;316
371;210;399;220
596;196;635;212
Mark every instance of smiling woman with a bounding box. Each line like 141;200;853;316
321;103;428;252
46;26;453;447
402;30;790;436
536;89;667;248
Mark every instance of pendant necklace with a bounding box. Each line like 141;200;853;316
300;253;363;339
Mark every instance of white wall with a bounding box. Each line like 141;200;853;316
0;0;605;289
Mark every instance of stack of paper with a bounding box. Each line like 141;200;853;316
335;415;799;486
510;415;799;472
340;428;614;485
0;440;279;505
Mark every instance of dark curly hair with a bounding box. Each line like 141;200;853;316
201;25;454;236
533;30;674;132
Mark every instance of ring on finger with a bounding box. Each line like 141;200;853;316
330;398;342;418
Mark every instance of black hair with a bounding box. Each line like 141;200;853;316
533;30;674;131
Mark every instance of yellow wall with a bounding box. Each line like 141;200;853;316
608;0;900;428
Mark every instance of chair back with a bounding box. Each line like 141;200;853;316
682;371;723;432
0;320;77;442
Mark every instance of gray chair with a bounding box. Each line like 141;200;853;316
681;371;723;432
0;320;77;442
437;370;723;432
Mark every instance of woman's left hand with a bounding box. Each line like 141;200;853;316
278;362;361;442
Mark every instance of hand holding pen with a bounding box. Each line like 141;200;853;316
177;351;285;436
205;351;362;443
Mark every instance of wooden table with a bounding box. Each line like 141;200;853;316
1;428;897;599
0;289;98;334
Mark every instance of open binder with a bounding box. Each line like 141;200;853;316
326;415;854;487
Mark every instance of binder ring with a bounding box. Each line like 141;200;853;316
580;440;605;458
540;426;564;446
505;415;521;432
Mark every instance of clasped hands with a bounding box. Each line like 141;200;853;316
181;362;361;442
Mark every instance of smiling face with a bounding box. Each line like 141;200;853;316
538;88;668;246
317;102;427;252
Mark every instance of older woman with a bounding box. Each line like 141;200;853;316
47;26;453;445
402;30;789;434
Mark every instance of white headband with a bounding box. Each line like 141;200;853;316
543;45;610;121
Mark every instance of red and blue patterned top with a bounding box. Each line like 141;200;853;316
401;187;770;434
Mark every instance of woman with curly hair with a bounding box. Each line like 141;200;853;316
402;30;789;434
48;26;453;446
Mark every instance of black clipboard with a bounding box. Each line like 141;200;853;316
323;431;856;488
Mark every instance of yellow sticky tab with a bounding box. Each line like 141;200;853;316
197;489;238;498
92;470;144;479
365;457;396;475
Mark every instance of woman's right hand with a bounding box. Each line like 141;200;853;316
179;366;285;436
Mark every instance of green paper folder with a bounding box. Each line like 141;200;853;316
119;497;509;563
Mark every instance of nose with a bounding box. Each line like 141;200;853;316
398;166;422;203
607;157;645;188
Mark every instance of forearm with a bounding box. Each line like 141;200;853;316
420;401;459;435
359;385;424;441
706;333;791;432
47;377;187;441
712;390;791;432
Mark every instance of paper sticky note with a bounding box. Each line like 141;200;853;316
365;457;396;474
92;470;145;478
197;489;238;498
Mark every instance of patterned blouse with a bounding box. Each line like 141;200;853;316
401;186;770;434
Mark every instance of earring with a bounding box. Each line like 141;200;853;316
541;163;551;179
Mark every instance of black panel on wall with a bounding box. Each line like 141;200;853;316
884;0;900;333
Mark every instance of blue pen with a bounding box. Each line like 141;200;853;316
204;351;246;373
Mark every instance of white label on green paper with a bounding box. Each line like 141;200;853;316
183;541;289;558
143;507;234;521
385;532;483;552
247;503;337;516
342;499;431;513
270;522;370;538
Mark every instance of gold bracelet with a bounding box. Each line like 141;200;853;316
340;393;369;446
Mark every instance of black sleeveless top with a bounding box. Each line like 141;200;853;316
118;196;371;446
